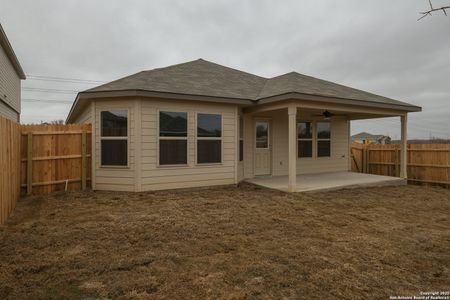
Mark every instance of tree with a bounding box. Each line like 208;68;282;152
418;0;450;20
51;120;64;124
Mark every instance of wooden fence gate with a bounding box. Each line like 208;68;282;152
351;142;450;187
20;124;92;195
0;116;21;224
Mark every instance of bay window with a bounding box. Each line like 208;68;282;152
159;111;188;165
197;113;222;164
101;110;128;166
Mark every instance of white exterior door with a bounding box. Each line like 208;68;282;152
254;120;271;176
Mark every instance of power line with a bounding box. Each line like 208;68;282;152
23;98;73;104
26;74;107;84
22;87;79;94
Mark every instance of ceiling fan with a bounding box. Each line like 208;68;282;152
313;110;346;120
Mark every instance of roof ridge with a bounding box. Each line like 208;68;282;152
143;58;268;81
256;71;302;97
263;70;415;106
254;78;270;100
288;72;405;104
195;59;268;80
83;71;146;92
143;58;202;72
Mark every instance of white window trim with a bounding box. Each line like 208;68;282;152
156;109;189;168
316;121;331;158
297;120;314;159
255;120;270;150
195;112;224;165
100;108;130;168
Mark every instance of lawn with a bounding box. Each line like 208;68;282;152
0;183;449;299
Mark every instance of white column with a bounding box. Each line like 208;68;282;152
400;114;408;178
288;105;297;192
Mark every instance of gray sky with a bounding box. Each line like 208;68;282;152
1;0;449;139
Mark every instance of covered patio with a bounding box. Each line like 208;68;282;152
246;171;406;193
241;95;419;192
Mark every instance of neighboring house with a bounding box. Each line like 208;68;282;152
66;59;421;192
0;24;25;122
352;132;391;144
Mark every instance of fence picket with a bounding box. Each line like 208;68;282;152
351;142;450;187
19;123;92;195
0;117;21;224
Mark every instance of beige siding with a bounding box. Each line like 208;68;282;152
0;100;19;121
296;117;349;174
243;112;255;179
71;103;92;124
93;98;137;192
69;96;358;192
243;109;350;178
0;44;20;117
140;99;237;191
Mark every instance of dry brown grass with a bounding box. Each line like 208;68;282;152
0;183;449;299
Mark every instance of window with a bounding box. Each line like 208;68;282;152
297;122;312;158
239;117;244;161
159;111;188;165
317;122;331;157
255;121;269;148
101;110;128;166
197;113;222;164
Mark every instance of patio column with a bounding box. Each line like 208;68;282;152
288;105;297;192
400;114;408;179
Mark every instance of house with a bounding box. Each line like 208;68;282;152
0;23;25;122
66;59;421;192
352;132;391;144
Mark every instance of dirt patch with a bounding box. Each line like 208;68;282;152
0;184;449;299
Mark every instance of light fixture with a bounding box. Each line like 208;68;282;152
323;110;333;120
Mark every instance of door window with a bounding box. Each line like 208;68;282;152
255;121;269;149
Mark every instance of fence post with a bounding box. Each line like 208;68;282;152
362;147;370;173
361;148;365;173
81;130;87;191
366;148;370;174
395;147;400;177
27;132;33;195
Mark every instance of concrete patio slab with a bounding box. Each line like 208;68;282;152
246;171;406;192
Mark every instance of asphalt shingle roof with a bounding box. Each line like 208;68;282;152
84;59;418;108
352;132;386;139
257;72;413;106
87;59;266;100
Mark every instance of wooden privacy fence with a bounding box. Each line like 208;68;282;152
0;116;21;224
21;124;92;195
351;142;450;187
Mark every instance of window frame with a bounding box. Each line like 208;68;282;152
99;108;130;168
297;120;314;159
157;109;189;168
195;112;223;165
316;121;331;158
254;120;270;150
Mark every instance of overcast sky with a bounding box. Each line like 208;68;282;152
1;0;449;139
